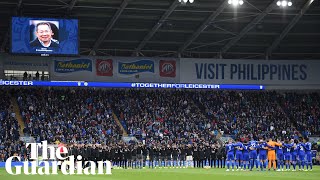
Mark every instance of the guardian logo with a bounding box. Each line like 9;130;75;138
5;141;112;175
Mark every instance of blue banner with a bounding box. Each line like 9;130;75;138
0;80;265;90
118;60;154;74
54;59;92;73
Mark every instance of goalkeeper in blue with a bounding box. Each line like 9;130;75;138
303;137;312;171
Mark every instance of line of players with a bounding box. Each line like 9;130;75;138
225;137;313;172
66;142;228;169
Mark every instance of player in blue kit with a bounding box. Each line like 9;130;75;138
225;139;236;171
249;139;259;171
283;139;293;171
242;141;250;171
297;138;306;171
291;139;299;171
276;139;284;171
303;137;312;171
235;139;244;171
258;138;268;171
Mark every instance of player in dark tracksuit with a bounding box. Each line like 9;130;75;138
110;147;116;166
102;146;108;162
193;145;199;168
154;147;160;167
82;146;89;168
123;146;129;169
136;145;143;168
222;145;226;168
127;146;133;168
166;146;172;167
205;145;211;167
148;146;155;168
217;145;224;168
172;146;179;167
199;145;205;168
119;146;124;168
186;145;193;167
114;147;120;166
132;146;137;168
98;146;103;162
106;147;112;161
210;145;217;168
92;146;99;166
160;146;166;167
179;145;186;167
142;145;148;167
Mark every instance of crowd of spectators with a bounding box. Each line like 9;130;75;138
0;87;319;163
17;88;123;145
0;89;25;162
112;90;320;144
279;92;320;137
112;90;218;146
194;91;302;140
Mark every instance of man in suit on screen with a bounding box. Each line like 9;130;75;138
30;22;59;48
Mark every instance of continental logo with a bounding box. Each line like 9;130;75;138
118;60;154;74
54;59;92;73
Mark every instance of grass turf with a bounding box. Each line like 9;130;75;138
1;167;319;180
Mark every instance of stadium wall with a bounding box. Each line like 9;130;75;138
50;56;179;83
1;54;49;71
0;56;4;79
1;54;320;89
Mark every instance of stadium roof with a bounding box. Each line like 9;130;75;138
0;0;320;59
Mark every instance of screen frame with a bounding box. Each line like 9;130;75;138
10;16;80;57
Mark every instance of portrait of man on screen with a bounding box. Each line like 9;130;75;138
29;22;59;48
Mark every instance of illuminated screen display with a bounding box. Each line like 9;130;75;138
11;17;79;56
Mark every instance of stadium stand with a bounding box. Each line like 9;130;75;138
0;89;24;162
16;88;123;144
0;88;319;161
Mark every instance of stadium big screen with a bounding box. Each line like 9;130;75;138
11;17;79;56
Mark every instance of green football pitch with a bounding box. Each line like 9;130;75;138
1;167;319;180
